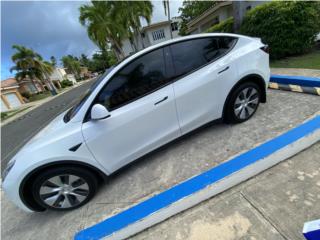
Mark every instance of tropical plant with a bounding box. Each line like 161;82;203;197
50;56;57;67
206;17;234;33
61;55;81;79
10;45;57;95
178;1;216;35
79;1;127;60
240;1;320;59
79;1;153;59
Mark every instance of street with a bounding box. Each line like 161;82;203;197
1;81;93;171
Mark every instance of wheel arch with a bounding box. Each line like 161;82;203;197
222;74;267;122
19;161;108;212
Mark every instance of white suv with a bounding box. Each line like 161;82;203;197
3;33;270;212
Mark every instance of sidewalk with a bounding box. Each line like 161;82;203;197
1;78;94;126
133;142;320;240
271;68;320;78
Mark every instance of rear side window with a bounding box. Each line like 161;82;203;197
170;37;237;78
96;48;169;110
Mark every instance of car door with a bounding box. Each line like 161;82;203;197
170;37;238;134
82;48;180;173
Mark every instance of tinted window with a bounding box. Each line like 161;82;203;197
96;48;168;110
170;37;236;78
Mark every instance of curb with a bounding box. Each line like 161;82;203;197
269;74;320;96
74;114;320;240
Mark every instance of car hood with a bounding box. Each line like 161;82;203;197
18;110;81;154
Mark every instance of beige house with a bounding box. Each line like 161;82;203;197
186;1;267;34
121;17;182;57
1;78;25;112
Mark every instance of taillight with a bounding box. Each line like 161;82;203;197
260;45;269;54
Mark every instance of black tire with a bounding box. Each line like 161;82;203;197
225;82;261;123
32;166;98;211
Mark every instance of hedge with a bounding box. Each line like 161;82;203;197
240;1;320;59
206;17;234;33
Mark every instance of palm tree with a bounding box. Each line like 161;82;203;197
163;0;173;39
10;45;58;95
79;1;127;60
10;45;42;93
61;55;81;79
50;56;57;67
111;1;153;50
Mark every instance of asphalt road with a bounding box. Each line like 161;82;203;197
1;81;94;171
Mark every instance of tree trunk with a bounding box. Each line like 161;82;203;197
44;74;58;95
31;79;40;94
167;1;173;39
112;40;125;60
232;1;244;33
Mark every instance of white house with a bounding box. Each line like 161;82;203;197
186;1;268;34
121;17;182;57
50;67;77;85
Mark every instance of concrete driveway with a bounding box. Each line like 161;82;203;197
1;89;320;240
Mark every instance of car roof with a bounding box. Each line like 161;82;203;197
118;33;250;69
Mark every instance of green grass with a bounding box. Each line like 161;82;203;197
270;50;320;69
1;106;31;121
28;91;52;102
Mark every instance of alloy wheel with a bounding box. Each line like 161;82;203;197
234;87;259;120
39;174;89;209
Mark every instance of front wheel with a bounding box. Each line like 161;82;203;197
32;166;98;211
225;82;261;123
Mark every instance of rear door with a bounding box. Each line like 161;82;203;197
170;37;238;134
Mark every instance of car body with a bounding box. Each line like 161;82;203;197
3;33;270;212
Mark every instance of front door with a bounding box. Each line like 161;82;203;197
82;48;180;173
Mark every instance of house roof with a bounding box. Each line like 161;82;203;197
142;20;171;32
186;1;233;32
1;78;19;89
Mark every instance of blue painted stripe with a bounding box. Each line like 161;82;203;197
270;74;320;87
304;229;320;240
75;115;320;240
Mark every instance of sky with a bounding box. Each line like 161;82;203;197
1;0;183;80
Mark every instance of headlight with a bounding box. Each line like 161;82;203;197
3;160;16;180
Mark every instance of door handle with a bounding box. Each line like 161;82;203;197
154;96;168;105
218;66;229;74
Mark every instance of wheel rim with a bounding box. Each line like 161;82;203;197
39;174;89;209
234;87;259;120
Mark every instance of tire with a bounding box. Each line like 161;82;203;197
225;82;261;123
32;166;98;211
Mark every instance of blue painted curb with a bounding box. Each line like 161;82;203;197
303;219;320;240
270;74;320;87
75;115;320;240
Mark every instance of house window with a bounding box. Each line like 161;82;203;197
152;29;165;41
212;17;219;26
246;6;252;10
171;22;178;31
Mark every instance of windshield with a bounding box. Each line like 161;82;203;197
63;68;113;123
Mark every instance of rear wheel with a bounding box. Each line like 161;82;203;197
32;166;98;211
225;82;261;123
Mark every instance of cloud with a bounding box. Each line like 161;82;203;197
1;0;183;79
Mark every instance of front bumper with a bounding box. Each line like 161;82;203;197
2;172;34;212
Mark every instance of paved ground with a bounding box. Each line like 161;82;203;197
271;68;320;78
1;89;319;240
133;142;320;240
1;80;94;171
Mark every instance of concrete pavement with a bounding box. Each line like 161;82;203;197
1;89;319;240
132;142;320;240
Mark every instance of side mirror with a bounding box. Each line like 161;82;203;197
91;104;110;120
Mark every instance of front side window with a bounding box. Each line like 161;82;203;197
170;37;237;78
96;48;168;110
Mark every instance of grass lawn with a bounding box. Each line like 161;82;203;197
270;49;320;69
28;91;52;102
1;106;32;121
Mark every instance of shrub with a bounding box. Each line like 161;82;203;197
206;17;234;33
240;1;320;59
21;92;31;99
60;79;73;88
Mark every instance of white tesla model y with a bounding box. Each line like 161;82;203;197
3;33;270;211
